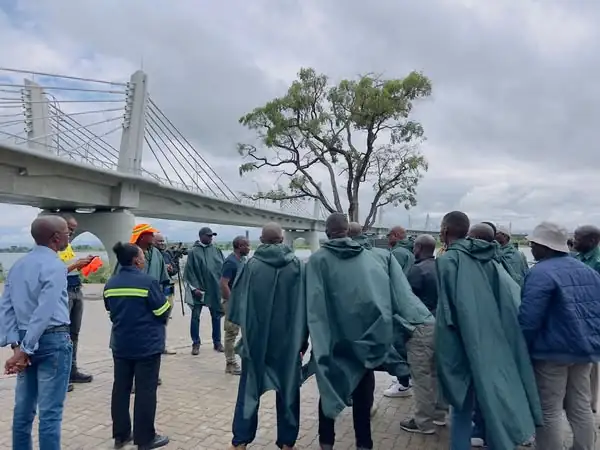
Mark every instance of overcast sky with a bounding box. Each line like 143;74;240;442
0;0;598;245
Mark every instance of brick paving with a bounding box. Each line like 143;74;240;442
0;285;594;449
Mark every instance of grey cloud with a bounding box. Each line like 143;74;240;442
306;0;600;172
0;0;598;234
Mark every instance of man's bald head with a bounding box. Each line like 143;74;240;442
440;211;470;245
481;221;497;235
414;234;437;259
348;222;363;238
574;225;600;253
31;215;69;251
154;232;166;250
261;222;283;244
387;225;407;247
325;213;348;239
468;223;495;242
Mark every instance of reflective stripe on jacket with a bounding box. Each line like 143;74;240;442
104;266;171;359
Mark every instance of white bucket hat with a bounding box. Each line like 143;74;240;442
527;221;569;253
497;225;511;238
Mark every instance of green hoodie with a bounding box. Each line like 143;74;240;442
436;238;542;449
183;241;224;311
306;237;416;419
228;243;305;428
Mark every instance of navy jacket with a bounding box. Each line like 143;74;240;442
406;256;438;315
104;266;171;359
519;254;600;363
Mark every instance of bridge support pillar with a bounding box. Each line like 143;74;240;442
283;230;295;249
305;230;320;253
41;210;135;269
283;230;321;254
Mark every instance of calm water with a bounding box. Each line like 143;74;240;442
0;246;533;272
0;249;315;272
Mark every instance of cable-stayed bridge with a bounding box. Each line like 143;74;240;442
0;67;392;262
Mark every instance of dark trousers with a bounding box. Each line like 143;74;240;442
232;362;300;448
190;303;222;346
472;399;487;440
318;370;375;449
68;287;84;372
111;354;161;446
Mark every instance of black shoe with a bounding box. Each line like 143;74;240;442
114;435;132;449
158;378;162;386
70;371;93;383
191;344;200;355
400;418;435;434
138;434;169;449
67;384;74;392
214;343;224;353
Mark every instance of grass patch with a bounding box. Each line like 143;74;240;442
82;265;112;284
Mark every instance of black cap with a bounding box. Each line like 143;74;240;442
199;227;217;237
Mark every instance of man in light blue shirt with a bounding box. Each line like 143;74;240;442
1;215;73;450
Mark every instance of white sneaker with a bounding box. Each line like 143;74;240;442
470;437;485;447
383;381;412;398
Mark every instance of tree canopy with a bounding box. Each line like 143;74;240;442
237;67;432;228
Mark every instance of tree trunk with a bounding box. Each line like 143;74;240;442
347;200;359;222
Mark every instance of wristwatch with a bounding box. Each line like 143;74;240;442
10;342;20;350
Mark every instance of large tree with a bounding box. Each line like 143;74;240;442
237;68;432;228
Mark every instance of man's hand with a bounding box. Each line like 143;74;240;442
75;256;94;270
4;348;30;375
166;264;173;273
193;289;204;297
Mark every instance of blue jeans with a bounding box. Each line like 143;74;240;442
13;330;72;450
190;303;221;346
450;386;476;450
232;363;300;448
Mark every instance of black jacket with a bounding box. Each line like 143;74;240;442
406;257;439;315
104;266;171;359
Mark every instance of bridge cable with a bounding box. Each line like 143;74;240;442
145;104;231;199
144;113;208;194
147;99;236;200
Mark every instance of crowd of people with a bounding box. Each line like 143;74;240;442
1;211;600;450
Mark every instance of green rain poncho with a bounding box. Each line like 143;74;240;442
576;246;600;273
306;237;430;419
390;240;415;275
228;243;305;425
498;243;529;286
113;246;169;286
183;241;224;312
435;238;542;449
352;234;434;380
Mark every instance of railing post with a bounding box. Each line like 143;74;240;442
118;70;148;174
23;79;52;153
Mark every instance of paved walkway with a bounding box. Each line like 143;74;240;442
0;285;593;449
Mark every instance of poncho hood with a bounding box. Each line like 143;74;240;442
351;234;373;250
450;237;499;263
394;238;414;253
321;237;364;259
252;243;296;268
